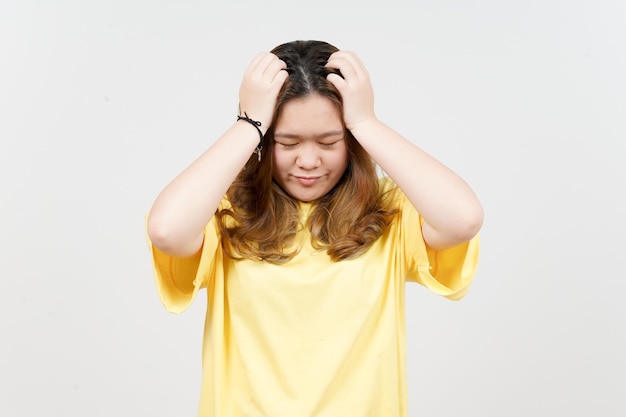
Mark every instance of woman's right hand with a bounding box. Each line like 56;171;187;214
147;53;287;257
238;52;289;132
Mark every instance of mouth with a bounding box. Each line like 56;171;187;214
294;176;321;186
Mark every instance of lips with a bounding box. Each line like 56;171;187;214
294;176;321;186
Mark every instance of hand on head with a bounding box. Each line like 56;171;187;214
326;51;377;131
238;52;289;132
238;48;378;136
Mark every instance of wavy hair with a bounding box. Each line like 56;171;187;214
216;40;396;263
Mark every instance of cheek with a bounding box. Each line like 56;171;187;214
272;150;289;175
332;147;349;171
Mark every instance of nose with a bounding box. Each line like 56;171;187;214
296;142;321;170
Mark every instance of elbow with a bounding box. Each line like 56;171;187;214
147;212;174;252
422;199;484;250
457;203;484;242
423;205;483;250
147;212;192;256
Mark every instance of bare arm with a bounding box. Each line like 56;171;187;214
326;51;483;249
147;53;288;257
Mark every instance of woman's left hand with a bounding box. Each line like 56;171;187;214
326;51;377;131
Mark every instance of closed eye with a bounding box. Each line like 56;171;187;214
275;141;298;148
274;137;343;148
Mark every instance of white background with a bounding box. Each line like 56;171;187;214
1;0;624;416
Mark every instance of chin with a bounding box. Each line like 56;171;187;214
288;189;324;202
292;193;319;203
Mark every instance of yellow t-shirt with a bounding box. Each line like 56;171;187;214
147;178;479;417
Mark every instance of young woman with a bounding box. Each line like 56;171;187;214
147;40;483;417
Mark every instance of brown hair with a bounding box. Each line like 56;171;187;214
216;40;396;263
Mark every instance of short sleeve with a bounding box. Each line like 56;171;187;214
145;215;221;313
387;178;480;300
417;235;479;300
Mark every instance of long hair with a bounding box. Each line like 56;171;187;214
216;40;396;263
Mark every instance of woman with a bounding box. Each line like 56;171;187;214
147;40;483;417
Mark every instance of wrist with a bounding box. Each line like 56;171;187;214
236;113;265;161
347;116;379;136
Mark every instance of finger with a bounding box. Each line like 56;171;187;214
327;73;347;92
271;69;289;88
327;55;360;80
326;50;360;66
255;53;284;77
245;53;276;80
330;59;358;82
254;53;274;74
264;57;287;79
327;51;368;80
330;50;362;64
245;52;269;75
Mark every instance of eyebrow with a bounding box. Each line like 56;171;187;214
274;130;344;139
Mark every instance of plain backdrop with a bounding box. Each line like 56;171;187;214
1;1;624;416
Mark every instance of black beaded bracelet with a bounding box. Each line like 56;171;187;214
237;112;264;161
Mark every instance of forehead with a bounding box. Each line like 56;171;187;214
275;94;343;136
